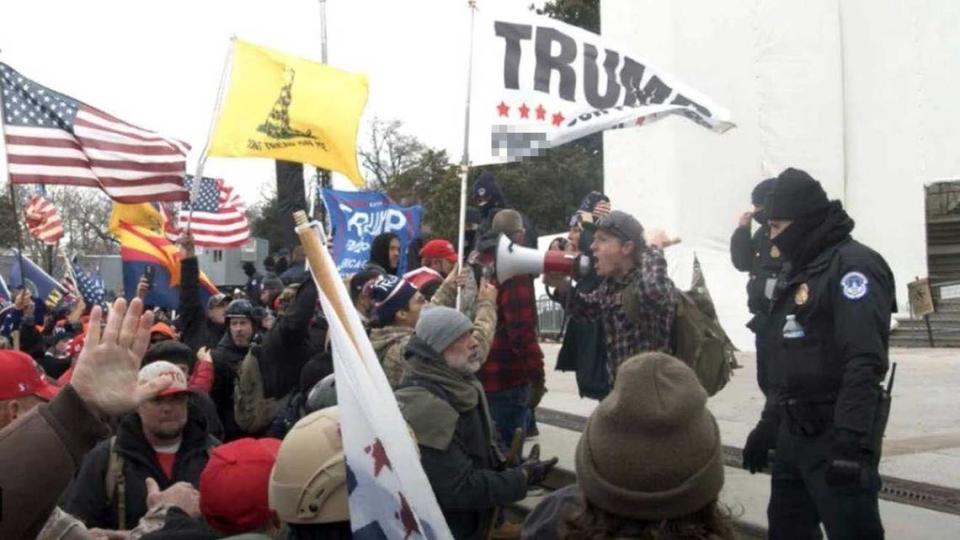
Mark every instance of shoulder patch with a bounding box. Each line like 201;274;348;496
840;271;869;300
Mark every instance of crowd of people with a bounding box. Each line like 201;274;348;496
0;168;894;539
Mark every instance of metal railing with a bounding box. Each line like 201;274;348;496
536;295;565;341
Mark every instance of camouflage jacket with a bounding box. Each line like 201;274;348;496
371;293;498;389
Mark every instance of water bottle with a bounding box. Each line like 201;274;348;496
782;314;805;339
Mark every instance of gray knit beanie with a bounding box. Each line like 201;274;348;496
414;305;473;354
575;352;724;520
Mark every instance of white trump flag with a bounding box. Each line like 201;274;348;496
302;222;452;540
468;8;735;164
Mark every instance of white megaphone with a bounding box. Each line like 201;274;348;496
484;234;591;283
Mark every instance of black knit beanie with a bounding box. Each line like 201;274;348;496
766;168;829;220
751;177;777;207
143;340;197;373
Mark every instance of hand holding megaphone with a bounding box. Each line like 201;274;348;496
483;234;592;283
646;229;681;249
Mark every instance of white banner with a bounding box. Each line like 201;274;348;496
311;234;451;539
468;9;735;165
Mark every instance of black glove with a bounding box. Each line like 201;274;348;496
520;444;558;486
826;429;870;488
742;418;778;474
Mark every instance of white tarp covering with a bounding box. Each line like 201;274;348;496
600;0;960;350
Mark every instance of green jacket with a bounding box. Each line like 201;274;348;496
395;336;527;540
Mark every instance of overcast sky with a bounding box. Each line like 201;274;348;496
1;0;543;206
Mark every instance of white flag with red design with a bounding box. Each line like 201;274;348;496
310;228;451;540
468;8;734;165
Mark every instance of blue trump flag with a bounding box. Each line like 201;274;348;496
321;189;423;276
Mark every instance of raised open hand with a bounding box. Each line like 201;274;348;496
71;298;170;416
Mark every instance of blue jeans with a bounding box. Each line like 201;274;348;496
486;384;530;452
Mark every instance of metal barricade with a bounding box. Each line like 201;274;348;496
536;295;565;341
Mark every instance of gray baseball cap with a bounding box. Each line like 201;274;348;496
595;210;646;248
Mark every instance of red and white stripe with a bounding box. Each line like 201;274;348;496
23;193;64;245
5;106;190;203
166;180;251;248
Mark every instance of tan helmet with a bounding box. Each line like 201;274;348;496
269;407;349;524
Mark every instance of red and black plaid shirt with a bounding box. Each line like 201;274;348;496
477;274;544;393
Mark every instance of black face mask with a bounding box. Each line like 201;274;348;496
769;208;827;261
770;223;807;259
753;209;768;226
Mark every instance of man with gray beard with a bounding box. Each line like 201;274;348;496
395;306;557;540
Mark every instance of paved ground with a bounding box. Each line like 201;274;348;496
539;344;960;488
535;343;960;537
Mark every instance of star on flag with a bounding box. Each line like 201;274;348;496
495;100;566;127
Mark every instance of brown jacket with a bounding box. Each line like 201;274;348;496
0;385;111;539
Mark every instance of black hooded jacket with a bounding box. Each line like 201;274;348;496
731;221;783;324
179;257;225;353
258;278;327;399
471;171;538;250
64;406;217;530
211;331;252;441
765;203;897;438
367;232;399;275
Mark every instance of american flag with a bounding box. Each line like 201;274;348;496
60;269;79;300
23;192;64;245
164;176;250;248
0;63;190;203
67;257;106;308
60;255;105;309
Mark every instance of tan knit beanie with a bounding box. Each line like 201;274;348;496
575;352;724;520
491;209;524;235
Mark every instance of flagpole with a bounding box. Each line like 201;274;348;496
6;183;26;284
187;38;236;235
311;0;332;225
456;0;478;310
59;244;77;296
0;51;27;285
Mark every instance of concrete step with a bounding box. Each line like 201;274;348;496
896;320;960;331
889;335;960;348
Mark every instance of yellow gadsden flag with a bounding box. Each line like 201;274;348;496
208;39;369;186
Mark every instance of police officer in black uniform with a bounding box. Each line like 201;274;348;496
730;177;782;395
742;168;895;539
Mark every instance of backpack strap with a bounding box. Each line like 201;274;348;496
104;436;127;530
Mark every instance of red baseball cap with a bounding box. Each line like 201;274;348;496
420;239;458;263
200;437;283;534
0;350;60;401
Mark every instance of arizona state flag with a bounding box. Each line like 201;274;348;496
208;39;369;187
115;221;218;309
